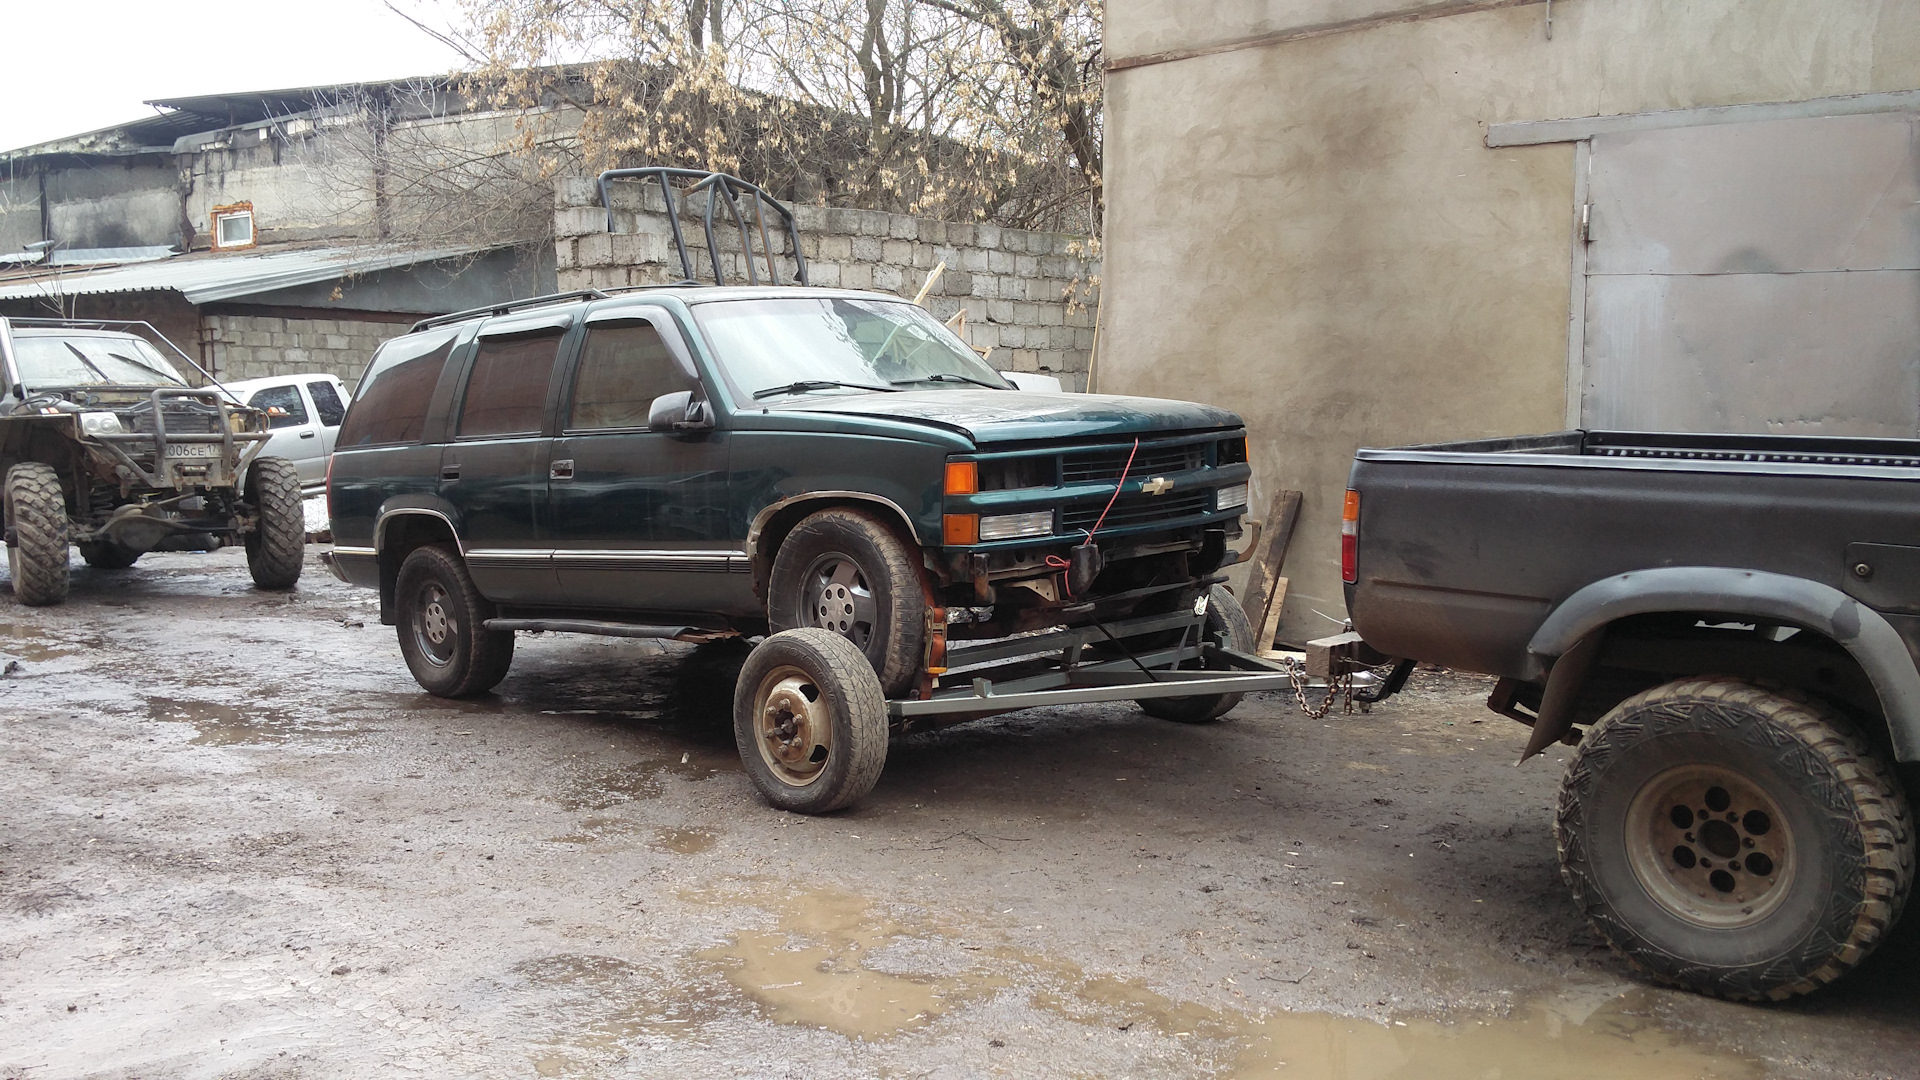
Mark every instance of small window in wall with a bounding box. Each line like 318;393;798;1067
211;202;256;251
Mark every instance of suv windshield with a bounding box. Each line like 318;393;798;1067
694;298;1010;401
12;334;188;388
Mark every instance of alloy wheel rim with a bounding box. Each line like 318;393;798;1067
1624;763;1796;929
753;665;831;787
801;552;876;650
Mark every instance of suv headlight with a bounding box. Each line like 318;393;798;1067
978;511;1054;541
1215;482;1249;511
79;411;124;436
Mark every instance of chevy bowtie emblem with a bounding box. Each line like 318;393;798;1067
1140;477;1174;496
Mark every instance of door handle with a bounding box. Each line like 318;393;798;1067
298;430;317;439
441;465;461;481
550;458;575;481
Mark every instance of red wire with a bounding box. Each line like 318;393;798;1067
1085;437;1140;542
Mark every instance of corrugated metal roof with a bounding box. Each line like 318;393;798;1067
0;245;486;304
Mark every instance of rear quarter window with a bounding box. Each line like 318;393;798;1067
339;331;456;448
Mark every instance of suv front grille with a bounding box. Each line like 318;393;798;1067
123;403;224;435
1061;490;1211;533
1061;443;1203;483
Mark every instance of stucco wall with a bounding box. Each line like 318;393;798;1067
553;178;1100;388
1101;0;1920;645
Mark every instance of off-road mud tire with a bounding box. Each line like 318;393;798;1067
768;508;926;698
1556;676;1914;1000
733;628;888;814
1138;585;1255;723
244;456;305;590
394;544;515;698
79;542;140;570
5;463;69;606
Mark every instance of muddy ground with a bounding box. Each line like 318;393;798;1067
1;548;1915;1079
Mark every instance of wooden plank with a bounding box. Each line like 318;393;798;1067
1241;489;1303;641
1257;576;1288;653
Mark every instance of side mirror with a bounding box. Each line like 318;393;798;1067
648;390;714;434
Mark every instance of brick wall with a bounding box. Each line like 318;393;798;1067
552;178;1101;389
203;313;409;385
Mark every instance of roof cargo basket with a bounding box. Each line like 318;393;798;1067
596;167;810;288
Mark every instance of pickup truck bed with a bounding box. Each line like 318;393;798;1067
1344;429;1919;1002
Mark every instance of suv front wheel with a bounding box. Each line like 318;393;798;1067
6;463;70;606
768;508;926;698
394;544;515;697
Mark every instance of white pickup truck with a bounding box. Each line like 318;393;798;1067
219;374;351;493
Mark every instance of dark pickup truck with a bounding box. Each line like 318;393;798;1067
1341;430;1917;1001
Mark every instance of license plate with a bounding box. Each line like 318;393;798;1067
167;443;222;459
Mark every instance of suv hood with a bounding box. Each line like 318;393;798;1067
770;390;1241;444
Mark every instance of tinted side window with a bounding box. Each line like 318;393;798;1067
460;331;563;437
338;332;455;448
570;322;693;430
249;385;309;428
307;380;347;427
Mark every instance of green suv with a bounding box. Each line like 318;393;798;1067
325;285;1253;809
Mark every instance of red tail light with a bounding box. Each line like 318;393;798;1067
1340;489;1360;583
325;450;336;524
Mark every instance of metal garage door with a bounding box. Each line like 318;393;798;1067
1581;112;1920;436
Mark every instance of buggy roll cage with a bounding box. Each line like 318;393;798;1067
408;168;813;334
596;167;810;288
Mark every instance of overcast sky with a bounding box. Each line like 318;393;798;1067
2;0;467;152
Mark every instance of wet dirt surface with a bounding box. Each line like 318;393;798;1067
1;548;1915;1078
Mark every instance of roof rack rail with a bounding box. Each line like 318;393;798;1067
409;289;610;333
596;167;809;288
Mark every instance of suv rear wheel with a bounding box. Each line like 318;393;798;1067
244;456;305;589
6;463;70;606
395;544;515;697
1556;676;1914;999
768;508;926;698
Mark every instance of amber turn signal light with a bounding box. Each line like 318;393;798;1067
944;461;978;495
943;513;980;545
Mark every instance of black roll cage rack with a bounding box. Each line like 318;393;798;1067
595;167;810;289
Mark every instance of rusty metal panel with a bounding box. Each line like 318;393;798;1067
1582;112;1920;437
1583;270;1920;436
1587;113;1920;275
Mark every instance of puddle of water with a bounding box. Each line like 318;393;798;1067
696;887;1007;1040
544;816;648;845
146;696;347;745
1029;968;1760;1080
652;826;718;855
681;883;1759;1078
514;953;728;1048
558;752;736;811
0;622;85;662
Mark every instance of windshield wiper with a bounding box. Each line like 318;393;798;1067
61;342;112;384
752;379;901;400
103;349;184;384
891;372;1009;390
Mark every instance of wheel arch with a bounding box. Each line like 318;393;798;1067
373;505;463;625
1531;567;1920;762
745;491;925;599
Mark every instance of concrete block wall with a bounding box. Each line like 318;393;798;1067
203;313;408;385
552;177;1100;389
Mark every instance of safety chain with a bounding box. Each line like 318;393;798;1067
1281;657;1357;718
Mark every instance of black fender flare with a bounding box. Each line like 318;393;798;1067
1529;567;1920;762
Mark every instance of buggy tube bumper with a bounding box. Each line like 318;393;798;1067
891;646;1294;719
